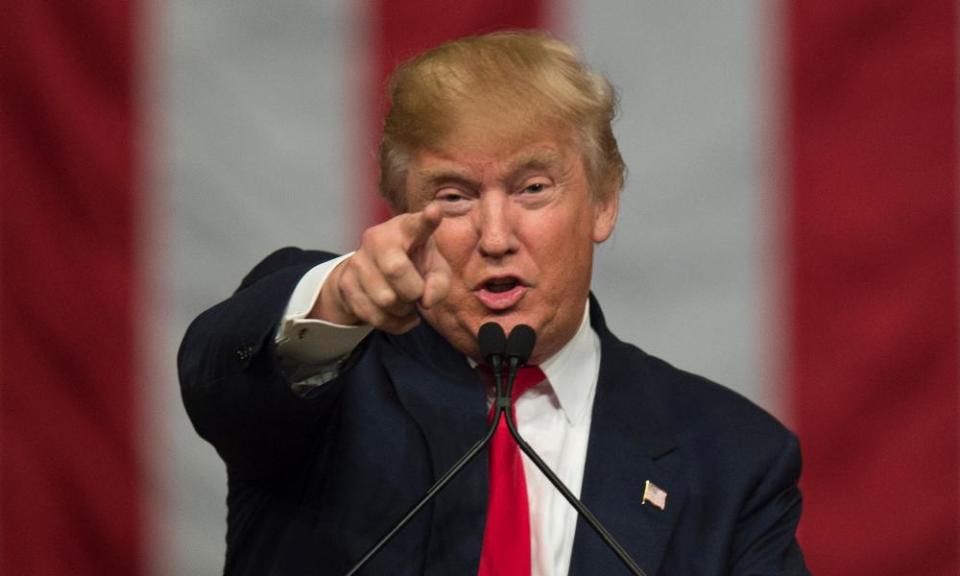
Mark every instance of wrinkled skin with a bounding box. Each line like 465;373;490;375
316;125;619;364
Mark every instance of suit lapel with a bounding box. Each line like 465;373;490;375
381;323;490;575
378;301;687;575
569;300;687;576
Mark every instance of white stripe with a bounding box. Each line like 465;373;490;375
571;1;775;410
153;1;357;572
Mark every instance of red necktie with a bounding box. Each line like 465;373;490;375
478;365;546;576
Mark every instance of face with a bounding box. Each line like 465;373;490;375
404;125;619;364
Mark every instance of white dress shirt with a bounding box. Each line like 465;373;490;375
276;257;601;576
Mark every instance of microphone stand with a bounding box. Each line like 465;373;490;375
344;323;647;576
342;354;508;576
501;357;646;576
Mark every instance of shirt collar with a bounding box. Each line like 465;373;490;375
539;301;600;425
468;301;600;425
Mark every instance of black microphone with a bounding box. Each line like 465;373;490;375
505;324;535;361
478;322;507;360
479;322;507;377
343;322;508;576
479;322;508;407
499;324;647;576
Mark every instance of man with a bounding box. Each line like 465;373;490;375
179;31;807;575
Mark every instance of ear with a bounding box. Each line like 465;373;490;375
591;188;620;243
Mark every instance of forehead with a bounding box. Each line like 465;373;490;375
410;117;581;175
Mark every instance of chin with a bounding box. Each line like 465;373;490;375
467;307;532;331
424;302;553;360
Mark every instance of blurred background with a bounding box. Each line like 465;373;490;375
2;0;957;574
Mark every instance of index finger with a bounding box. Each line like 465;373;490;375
400;202;444;251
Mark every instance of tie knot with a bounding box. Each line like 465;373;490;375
477;364;546;401
510;365;546;401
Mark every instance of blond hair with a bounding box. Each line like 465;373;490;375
379;30;625;211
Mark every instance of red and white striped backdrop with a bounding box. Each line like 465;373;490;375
2;1;958;574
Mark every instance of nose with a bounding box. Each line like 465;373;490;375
476;191;518;259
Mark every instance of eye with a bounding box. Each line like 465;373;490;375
433;188;474;216
436;189;467;203
520;181;550;194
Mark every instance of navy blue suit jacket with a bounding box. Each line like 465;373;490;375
179;248;808;575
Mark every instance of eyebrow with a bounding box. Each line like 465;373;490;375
507;149;564;175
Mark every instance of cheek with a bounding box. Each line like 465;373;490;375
432;223;476;274
531;206;592;253
539;213;595;281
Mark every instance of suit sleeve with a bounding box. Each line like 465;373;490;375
177;247;346;484
729;432;810;575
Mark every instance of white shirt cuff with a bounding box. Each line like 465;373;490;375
275;252;373;367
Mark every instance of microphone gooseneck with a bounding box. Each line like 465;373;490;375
479;322;508;407
499;325;646;576
343;322;507;576
344;322;646;576
503;324;536;400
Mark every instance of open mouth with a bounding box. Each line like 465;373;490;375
484;278;519;293
476;276;527;310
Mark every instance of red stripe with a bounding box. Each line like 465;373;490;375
0;2;143;575
787;1;959;573
360;0;546;230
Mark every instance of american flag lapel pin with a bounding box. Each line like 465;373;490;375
642;480;667;510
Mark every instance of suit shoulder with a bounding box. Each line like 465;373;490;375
621;342;793;443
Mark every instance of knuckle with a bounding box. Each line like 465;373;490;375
373;288;397;308
359;226;388;251
401;278;426;302
359;226;379;246
338;272;359;300
343;253;368;278
380;253;410;280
